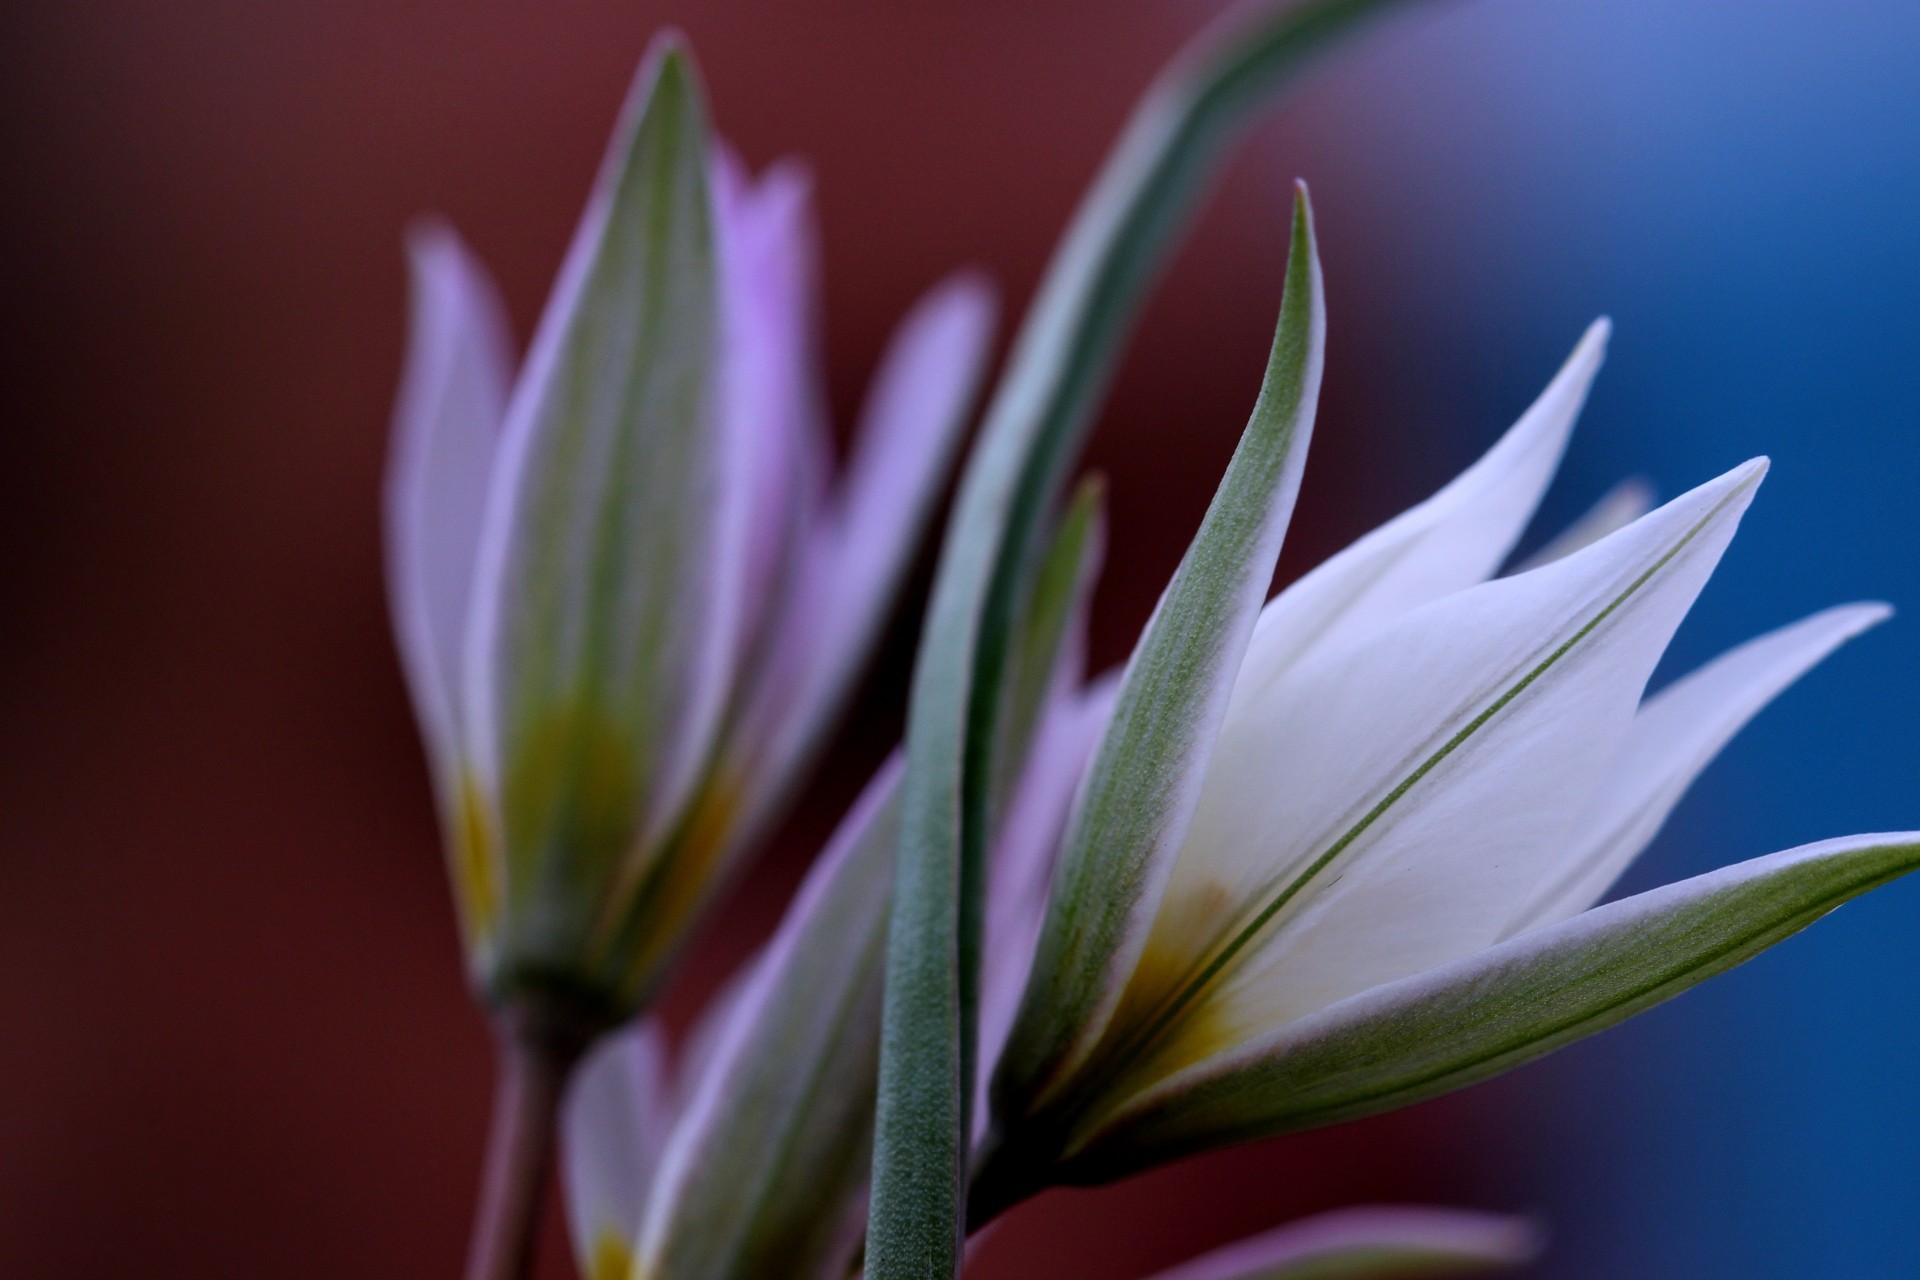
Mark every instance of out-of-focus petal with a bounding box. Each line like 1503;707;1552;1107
1507;476;1655;574
1069;832;1920;1180
384;222;513;781
635;757;902;1280
728;272;997;834
672;952;764;1116
562;1022;671;1280
1504;601;1891;935
713;149;829;657
1141;1206;1541;1280
1231;320;1608;709
1153;461;1763;1076
461;42;731;982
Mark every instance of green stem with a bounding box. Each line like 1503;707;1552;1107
463;1005;591;1280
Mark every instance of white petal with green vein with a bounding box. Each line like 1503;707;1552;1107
1159;460;1765;1065
1504;601;1891;935
1070;832;1920;1178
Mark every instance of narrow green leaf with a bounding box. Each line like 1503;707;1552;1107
869;4;1430;1274
1062;832;1920;1182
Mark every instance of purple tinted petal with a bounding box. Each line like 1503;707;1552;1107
562;1020;672;1276
713;147;831;659
822;272;997;657
384;221;512;779
728;273;996;838
1142;1206;1541;1280
637;754;902;1280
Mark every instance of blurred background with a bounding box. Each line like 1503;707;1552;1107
2;0;1916;1276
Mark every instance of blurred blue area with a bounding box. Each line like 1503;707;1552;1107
1280;2;1920;1274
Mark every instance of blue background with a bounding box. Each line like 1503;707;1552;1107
1299;3;1920;1273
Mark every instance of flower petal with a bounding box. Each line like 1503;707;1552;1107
730;271;997;839
384;222;513;782
562;1021;671;1280
1231;320;1608;711
636;757;902;1280
461;40;730;975
1146;461;1764;1081
713;149;829;658
1503;601;1892;935
1070;832;1920;1180
996;187;1325;1118
1141;1206;1541;1280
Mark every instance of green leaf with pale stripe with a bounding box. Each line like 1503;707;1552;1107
868;4;1435;1274
1060;832;1920;1183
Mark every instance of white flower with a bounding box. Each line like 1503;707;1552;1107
977;297;1916;1210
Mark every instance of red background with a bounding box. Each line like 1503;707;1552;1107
0;3;1529;1275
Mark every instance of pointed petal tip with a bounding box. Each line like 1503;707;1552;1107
1829;599;1896;631
628;29;707;116
402;216;485;283
760;154;816;202
1683;456;1769;508
926;266;1000;330
1495;1214;1550;1263
1574;315;1611;365
403;214;457;260
893;267;1000;375
1614;474;1656;505
648;27;693;64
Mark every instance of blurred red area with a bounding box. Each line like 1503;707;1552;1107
0;2;1516;1276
